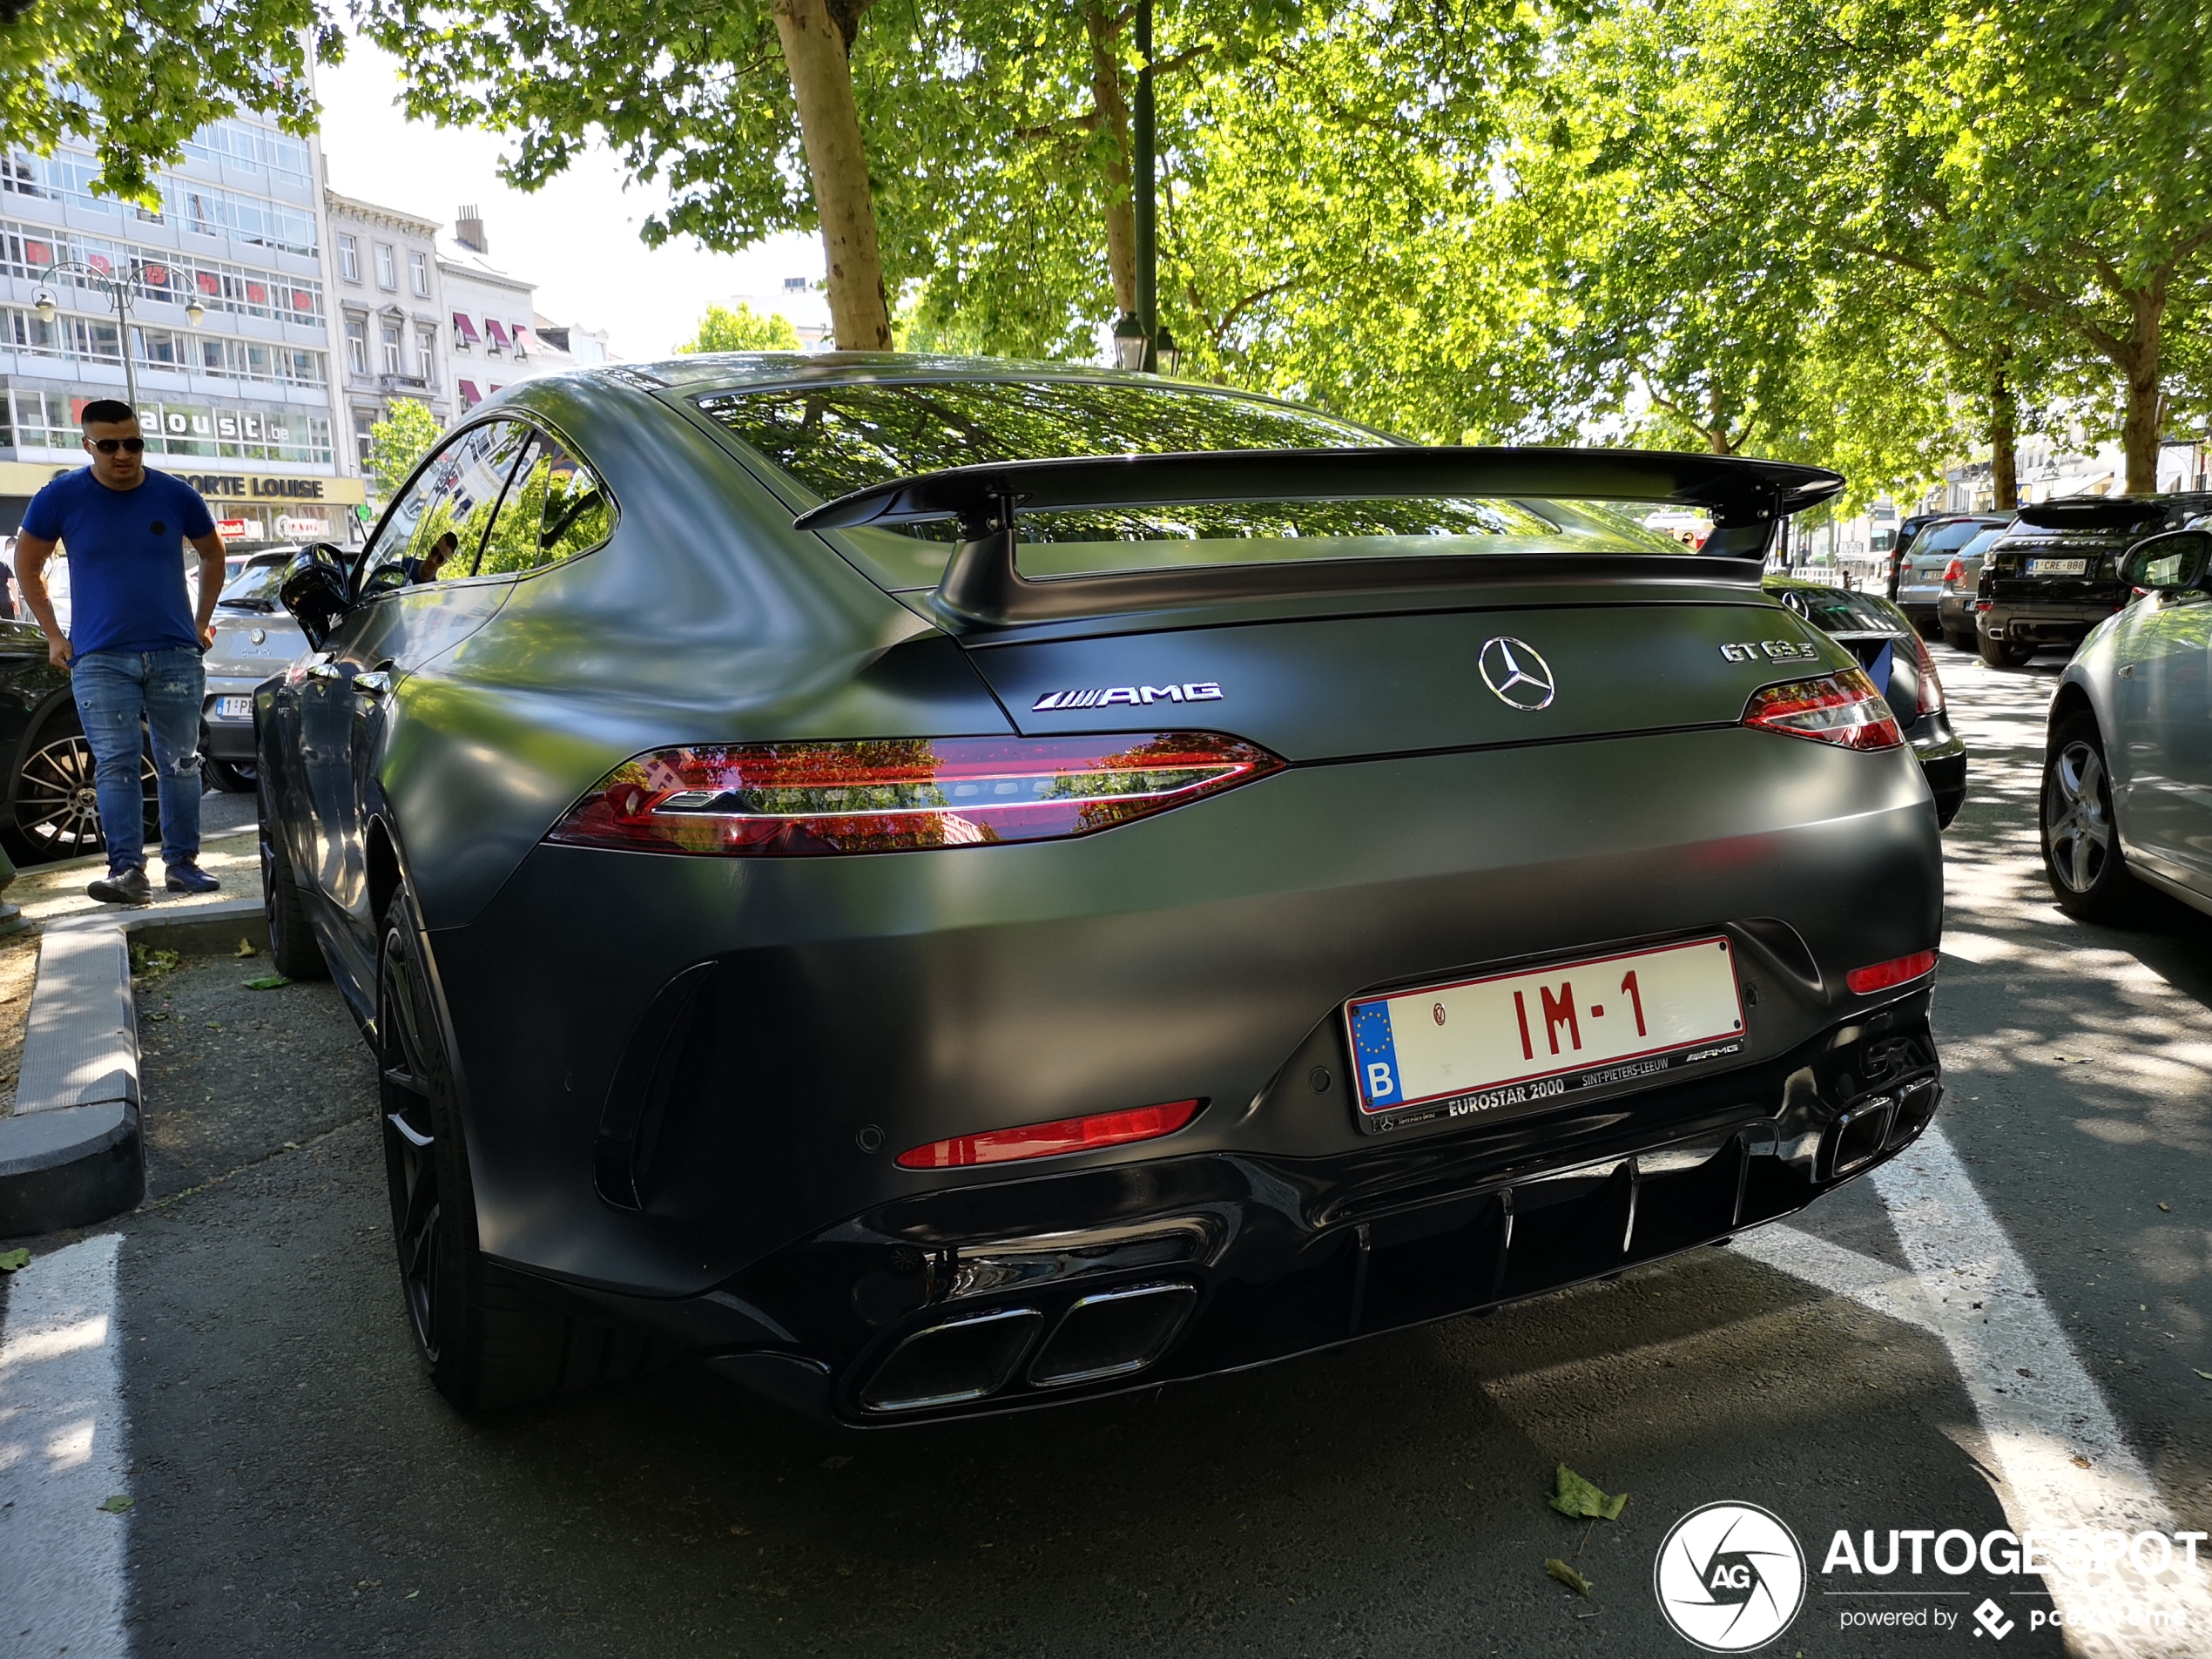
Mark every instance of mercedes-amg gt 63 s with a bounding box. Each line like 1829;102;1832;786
260;358;1945;1420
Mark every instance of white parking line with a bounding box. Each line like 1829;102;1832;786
0;1233;131;1659
1742;1125;2209;1656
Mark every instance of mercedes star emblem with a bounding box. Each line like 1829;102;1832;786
1478;637;1556;711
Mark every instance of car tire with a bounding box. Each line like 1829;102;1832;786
1978;631;2036;669
378;883;668;1412
257;783;329;981
1941;621;1974;651
205;758;257;793
3;704;159;864
2041;716;2136;921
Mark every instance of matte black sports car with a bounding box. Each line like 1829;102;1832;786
1764;578;1967;826
260;357;1946;1420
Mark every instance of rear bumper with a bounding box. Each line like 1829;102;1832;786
554;990;1942;1424
1982;601;2119;646
202;677;267;761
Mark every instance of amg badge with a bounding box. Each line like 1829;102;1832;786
1033;682;1223;711
1720;639;1821;664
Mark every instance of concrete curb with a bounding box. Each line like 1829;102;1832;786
0;895;268;1235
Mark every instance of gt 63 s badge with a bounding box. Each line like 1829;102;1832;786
1653;1501;1806;1652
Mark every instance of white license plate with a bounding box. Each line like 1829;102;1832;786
1345;936;1746;1131
214;696;254;720
2027;558;2087;577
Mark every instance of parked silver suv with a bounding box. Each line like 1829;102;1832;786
1893;515;2011;633
200;550;307;792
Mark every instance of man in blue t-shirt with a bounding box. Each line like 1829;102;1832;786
15;400;227;905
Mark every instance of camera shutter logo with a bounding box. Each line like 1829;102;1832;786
1652;1501;1806;1652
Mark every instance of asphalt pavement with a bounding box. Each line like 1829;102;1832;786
3;647;2207;1659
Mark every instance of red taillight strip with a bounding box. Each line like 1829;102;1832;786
546;733;1284;856
1741;668;1904;752
896;1099;1204;1170
1911;635;1946;715
1844;949;1939;995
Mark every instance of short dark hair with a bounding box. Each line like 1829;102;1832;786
80;399;136;428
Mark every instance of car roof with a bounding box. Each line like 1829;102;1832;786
604;351;1246;400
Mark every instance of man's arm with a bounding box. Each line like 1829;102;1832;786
188;530;226;647
12;531;71;669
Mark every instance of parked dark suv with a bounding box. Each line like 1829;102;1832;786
1975;494;2212;666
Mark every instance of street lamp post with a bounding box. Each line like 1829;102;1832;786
31;258;206;416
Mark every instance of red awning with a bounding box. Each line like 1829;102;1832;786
451;312;481;344
458;380;482;408
509;325;534;355
483;318;512;351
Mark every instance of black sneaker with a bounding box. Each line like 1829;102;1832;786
88;867;153;906
164;862;221;894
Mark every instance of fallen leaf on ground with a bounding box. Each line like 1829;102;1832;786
2071;1454;2092;1469
98;1494;133;1514
2158;1203;2171;1213
1550;1463;1629;1521
242;975;290;991
235;938;258;956
0;1248;30;1271
1545;1558;1594;1596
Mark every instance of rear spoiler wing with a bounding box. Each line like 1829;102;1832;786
792;446;1844;625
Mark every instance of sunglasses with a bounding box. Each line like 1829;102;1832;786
91;437;146;455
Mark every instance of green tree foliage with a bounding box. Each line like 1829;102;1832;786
0;0;336;204
677;303;805;354
365;398;444;501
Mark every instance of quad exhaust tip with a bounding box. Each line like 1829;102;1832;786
859;1282;1197;1413
1830;1074;1941;1180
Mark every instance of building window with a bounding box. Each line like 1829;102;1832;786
415;327;435;381
354;408;378;469
381;320;402;375
374;242;396;289
409;250;430;296
337;233;360;283
345;316;368;374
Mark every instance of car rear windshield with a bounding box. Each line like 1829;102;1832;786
694;379;1685;588
218;556;289;609
1917;520;1997;555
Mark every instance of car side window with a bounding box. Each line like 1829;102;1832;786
2138;533;2210;594
473;429;616;577
358;421;533;597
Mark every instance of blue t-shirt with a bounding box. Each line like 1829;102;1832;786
20;468;213;656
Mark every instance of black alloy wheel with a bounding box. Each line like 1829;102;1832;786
7;714;160;860
256;781;327;980
376;884;666;1411
2041;715;2135;920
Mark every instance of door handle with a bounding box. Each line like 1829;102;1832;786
353;671;393;698
305;661;344;682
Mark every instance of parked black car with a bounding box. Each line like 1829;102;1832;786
0;619;159;862
1975;494;2212;666
1765;577;1967;826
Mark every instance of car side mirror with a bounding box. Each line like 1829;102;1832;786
2123;531;2210;598
280;543;353;648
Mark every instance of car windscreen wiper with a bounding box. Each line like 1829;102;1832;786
218;597;277;612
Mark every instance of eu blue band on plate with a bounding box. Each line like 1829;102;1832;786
1349;1000;1403;1110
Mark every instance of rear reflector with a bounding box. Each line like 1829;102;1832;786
897;1099;1202;1170
1844;949;1938;995
1911;634;1946;715
1741;668;1903;752
547;734;1282;856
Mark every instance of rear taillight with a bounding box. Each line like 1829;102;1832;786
896;1099;1202;1170
1845;949;1938;995
1911;635;1946;715
1741;669;1904;752
1942;559;1964;586
546;733;1284;856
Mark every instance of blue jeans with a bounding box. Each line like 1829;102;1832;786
71;647;205;874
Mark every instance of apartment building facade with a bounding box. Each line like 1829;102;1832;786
326;192;451;475
0;114;362;544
